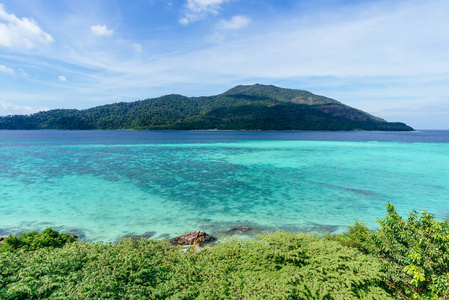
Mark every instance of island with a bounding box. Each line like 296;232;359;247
0;84;413;131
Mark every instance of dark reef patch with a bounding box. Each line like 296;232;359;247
226;226;263;236
116;231;156;243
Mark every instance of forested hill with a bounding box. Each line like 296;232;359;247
0;84;413;131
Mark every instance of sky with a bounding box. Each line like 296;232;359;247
0;0;448;129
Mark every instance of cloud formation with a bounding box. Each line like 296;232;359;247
1;0;448;128
58;75;67;82
91;25;114;37
184;0;449;80
180;0;229;25
0;100;36;115
132;43;142;52
0;3;54;50
18;68;29;77
0;64;15;75
217;15;250;30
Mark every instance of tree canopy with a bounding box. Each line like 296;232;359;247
0;84;413;131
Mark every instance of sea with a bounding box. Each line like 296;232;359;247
0;130;448;242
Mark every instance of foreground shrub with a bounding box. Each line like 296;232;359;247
324;220;373;253
0;231;390;299
372;204;449;299
0;227;77;253
328;204;449;299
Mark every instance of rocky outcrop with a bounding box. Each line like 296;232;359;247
171;231;215;246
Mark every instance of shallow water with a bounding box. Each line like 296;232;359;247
0;130;448;242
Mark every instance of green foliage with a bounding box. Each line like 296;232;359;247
0;84;413;131
371;204;449;299
328;204;449;299
0;228;77;253
6;204;448;299
324;220;373;253
0;231;391;299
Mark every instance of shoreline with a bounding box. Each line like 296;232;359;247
0;221;352;244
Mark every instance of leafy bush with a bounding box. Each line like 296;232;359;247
6;204;448;299
328;204;449;299
371;204;449;299
0;231;390;299
324;220;373;253
0;227;77;253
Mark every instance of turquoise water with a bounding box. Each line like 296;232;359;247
0;131;448;242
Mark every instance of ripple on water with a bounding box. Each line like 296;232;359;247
0;133;448;242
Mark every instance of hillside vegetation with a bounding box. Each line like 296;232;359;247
1;204;448;299
0;84;413;131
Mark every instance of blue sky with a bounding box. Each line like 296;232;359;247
0;0;448;129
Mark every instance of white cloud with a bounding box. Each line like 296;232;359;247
58;75;67;82
218;15;250;30
179;18;189;26
1;0;449;129
180;0;229;25
179;0;449;79
0;3;54;50
0;65;30;77
0;64;15;75
91;25;114;37
18;68;29;77
132;43;142;52
0;100;37;115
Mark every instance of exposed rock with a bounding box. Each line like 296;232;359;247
66;229;85;239
171;231;215;246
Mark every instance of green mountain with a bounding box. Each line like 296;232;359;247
0;84;413;131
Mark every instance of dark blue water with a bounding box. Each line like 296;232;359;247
0;130;448;144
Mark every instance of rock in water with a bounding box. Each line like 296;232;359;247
226;225;262;236
116;231;156;243
229;226;252;234
158;233;170;239
171;231;215;246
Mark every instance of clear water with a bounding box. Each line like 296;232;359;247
0;130;448;242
